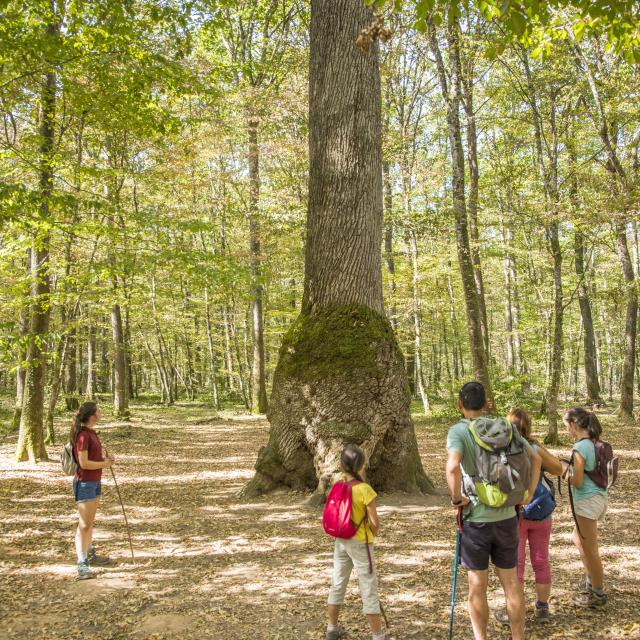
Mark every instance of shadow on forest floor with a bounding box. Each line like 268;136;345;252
1;402;640;639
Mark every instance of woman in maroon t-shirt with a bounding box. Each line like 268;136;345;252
70;402;115;580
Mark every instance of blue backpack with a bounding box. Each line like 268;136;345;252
522;473;556;520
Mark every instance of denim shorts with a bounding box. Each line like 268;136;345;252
73;479;102;503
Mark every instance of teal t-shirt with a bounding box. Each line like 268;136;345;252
446;419;528;523
572;439;607;501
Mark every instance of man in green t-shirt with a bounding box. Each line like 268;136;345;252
446;382;541;640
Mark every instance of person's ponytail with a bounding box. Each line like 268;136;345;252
68;401;98;445
564;407;602;441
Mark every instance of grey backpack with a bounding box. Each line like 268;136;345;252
60;442;78;476
461;417;532;508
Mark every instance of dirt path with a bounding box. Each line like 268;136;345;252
1;403;639;639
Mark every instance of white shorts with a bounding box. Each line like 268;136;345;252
327;538;380;614
574;493;608;521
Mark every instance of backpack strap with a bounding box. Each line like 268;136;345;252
348;479;374;573
562;452;585;539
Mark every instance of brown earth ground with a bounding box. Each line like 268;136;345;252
1;401;639;640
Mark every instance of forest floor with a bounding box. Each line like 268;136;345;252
1;399;639;640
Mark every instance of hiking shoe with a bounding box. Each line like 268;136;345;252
77;560;95;580
535;603;550;623
494;608;510;626
576;577;592;594
573;590;607;608
87;548;112;566
325;625;346;640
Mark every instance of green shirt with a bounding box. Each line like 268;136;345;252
446;418;528;523
572;439;607;501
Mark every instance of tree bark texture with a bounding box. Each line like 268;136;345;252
15;53;57;462
244;0;432;498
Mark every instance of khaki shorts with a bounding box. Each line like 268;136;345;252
574;493;608;521
327;538;380;614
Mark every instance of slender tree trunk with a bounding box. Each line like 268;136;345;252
429;19;492;404
462;58;489;357
64;327;79;410
222;306;235;392
12;300;30;431
16;48;57;462
574;230;602;404
111;301;129;419
244;0;431;498
407;228;429;414
204;287;221;410
615;223;638;417
247;116;269;413
383;160;397;330
86;323;96;399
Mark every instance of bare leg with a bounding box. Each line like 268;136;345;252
467;569;489;640
497;566;525;640
327;604;340;626
75;499;98;561
575;516;603;589
535;583;551;603
366;613;383;633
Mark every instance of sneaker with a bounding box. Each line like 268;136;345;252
87;547;112;566
573;589;607;608
494;608;510;626
576;577;592;595
325;625;346;640
77;560;95;580
535;603;551;623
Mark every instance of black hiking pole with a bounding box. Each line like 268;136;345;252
449;508;463;640
105;448;135;562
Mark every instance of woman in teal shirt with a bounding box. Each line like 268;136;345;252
563;408;608;609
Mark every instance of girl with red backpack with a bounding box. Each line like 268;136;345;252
324;444;393;640
70;402;114;579
563;408;610;608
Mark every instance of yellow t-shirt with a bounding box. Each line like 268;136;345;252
350;481;377;543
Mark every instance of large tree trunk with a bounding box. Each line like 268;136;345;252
247;116;269;414
15;51;57;462
244;0;431;498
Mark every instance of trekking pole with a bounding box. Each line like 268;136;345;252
449;508;462;640
105;448;135;562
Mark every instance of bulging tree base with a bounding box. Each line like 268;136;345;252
242;305;433;499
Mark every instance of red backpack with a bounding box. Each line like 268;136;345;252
322;479;364;539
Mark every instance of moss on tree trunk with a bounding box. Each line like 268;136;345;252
243;305;433;497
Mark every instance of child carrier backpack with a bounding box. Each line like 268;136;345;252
461;417;532;508
60;441;79;476
323;479;365;539
522;473;556;521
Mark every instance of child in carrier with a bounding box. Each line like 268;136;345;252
508;409;563;623
324;444;393;640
